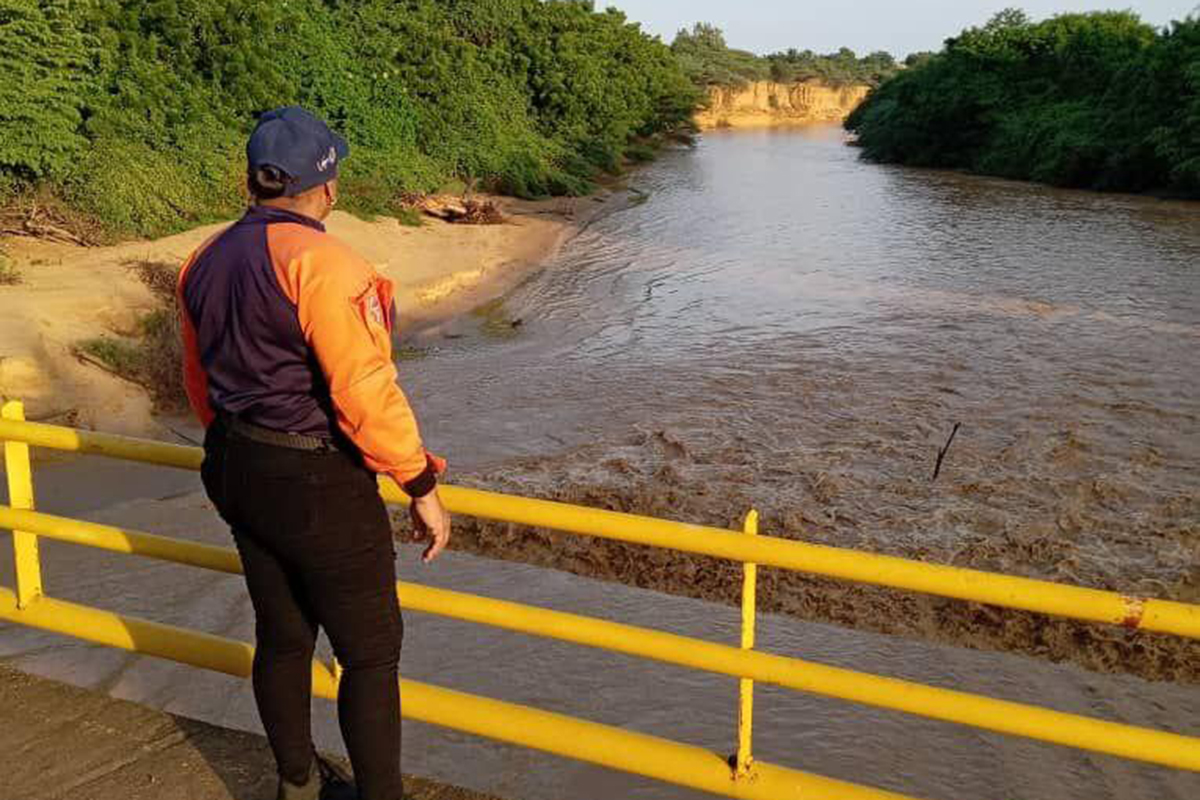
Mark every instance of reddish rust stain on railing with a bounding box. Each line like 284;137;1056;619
1121;596;1147;629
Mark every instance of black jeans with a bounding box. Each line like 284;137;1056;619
201;422;404;800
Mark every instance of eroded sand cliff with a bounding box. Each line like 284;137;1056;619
695;80;870;129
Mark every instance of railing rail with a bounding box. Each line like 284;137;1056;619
2;415;1197;640
0;587;912;800
3;405;1200;800
2;502;1198;773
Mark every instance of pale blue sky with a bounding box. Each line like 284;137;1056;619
606;1;1198;57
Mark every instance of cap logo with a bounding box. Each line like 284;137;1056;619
317;146;337;172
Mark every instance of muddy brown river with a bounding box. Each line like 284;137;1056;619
407;125;1200;681
2;126;1198;799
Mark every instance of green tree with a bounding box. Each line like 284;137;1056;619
0;0;701;238
847;8;1199;197
672;23;768;86
0;0;90;180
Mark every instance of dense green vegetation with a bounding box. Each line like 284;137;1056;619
0;0;700;239
671;23;898;88
846;9;1200;196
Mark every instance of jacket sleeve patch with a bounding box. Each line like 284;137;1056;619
355;283;392;354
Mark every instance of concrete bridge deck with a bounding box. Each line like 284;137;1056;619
0;664;500;800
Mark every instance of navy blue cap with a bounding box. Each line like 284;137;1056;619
246;107;350;197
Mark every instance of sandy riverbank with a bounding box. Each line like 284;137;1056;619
0;192;612;433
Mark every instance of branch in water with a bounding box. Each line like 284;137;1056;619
932;422;961;481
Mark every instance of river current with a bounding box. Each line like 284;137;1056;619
2;126;1198;800
406;125;1199;678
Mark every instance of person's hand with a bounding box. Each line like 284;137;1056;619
409;489;450;563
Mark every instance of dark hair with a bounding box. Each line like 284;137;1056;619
247;164;293;200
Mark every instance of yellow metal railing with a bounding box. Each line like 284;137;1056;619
4;501;1200;772
3;401;1200;800
3;414;1198;640
735;509;758;778
3;403;41;609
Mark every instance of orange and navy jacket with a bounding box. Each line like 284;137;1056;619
177;205;439;496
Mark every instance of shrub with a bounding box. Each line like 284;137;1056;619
2;0;701;239
0;0;90;180
624;142;658;164
846;9;1200;197
67;130;244;241
672;23;898;88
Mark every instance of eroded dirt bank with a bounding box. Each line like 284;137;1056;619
695;80;870;129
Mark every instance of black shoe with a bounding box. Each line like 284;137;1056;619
277;754;358;800
276;764;319;800
315;755;358;800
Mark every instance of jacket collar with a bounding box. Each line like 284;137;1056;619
242;205;326;232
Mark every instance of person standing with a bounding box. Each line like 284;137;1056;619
178;106;450;800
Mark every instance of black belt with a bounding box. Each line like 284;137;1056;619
218;413;344;453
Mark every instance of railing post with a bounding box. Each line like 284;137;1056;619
3;400;43;608
735;508;758;778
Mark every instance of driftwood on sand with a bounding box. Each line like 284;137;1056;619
0;202;92;246
419;197;506;225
